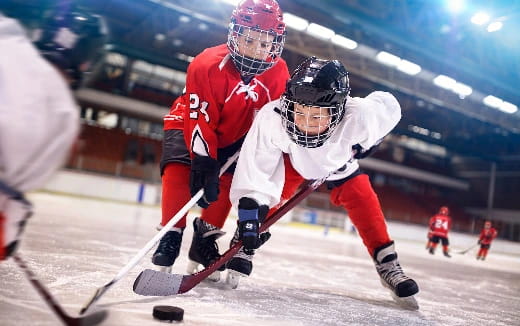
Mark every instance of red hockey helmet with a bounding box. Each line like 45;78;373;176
231;0;285;36
484;221;492;228
227;0;286;76
438;206;449;215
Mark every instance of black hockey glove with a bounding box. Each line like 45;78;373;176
190;155;220;208
237;197;271;254
352;139;382;160
478;240;482;245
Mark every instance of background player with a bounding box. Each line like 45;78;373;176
427;206;452;257
228;57;419;307
152;0;289;280
476;220;498;260
0;4;107;260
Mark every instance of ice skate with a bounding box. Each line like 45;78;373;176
152;229;184;272
374;241;419;310
226;228;253;289
187;217;225;282
443;251;451;258
225;225;272;289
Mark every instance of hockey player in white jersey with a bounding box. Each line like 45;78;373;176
228;57;419;308
0;6;107;260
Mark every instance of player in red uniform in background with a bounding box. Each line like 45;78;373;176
427;206;452;257
152;0;289;279
476;221;498;260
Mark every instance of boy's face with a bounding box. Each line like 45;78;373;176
293;103;332;136
235;28;275;61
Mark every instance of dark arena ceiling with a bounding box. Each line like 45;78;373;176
2;0;520;162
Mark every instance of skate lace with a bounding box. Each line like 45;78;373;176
377;260;409;286
157;231;181;255
197;236;221;263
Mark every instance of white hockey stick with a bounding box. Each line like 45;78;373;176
80;152;239;314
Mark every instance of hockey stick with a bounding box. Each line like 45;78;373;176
80;151;240;314
456;243;478;255
12;255;108;326
133;177;326;296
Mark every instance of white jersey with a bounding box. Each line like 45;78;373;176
230;91;401;208
0;15;79;192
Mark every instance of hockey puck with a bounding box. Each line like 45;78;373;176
152;305;184;322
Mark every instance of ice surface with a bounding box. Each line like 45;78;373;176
1;193;519;326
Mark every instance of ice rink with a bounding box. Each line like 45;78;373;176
1;192;519;326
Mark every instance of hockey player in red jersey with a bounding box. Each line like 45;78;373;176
0;6;107;260
427;206;452;257
476;221;498;260
152;0;289;279
228;57;419;308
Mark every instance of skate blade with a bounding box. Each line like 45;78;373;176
158;265;172;273
390;293;419;310
380;280;419;310
186;260;220;282
226;270;246;289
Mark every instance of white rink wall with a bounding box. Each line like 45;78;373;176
40;169;519;257
41;169;160;205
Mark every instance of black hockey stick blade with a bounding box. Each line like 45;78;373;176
133;179;325;296
13;255;108;326
456;243;478;255
80;281;114;315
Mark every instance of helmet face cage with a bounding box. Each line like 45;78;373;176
34;7;108;87
227;0;286;76
281;97;343;148
280;57;350;148
439;206;449;215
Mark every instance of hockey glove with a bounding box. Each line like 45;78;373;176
237;197;272;254
478;240;482;245
352;140;382;160
190;155;220;208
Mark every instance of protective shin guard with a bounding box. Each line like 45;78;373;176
161;163;191;228
330;174;390;256
200;173;233;229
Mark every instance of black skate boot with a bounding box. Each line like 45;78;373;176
374;241;419;310
152;229;184;273
226;225;271;289
428;247;435;255
443;250;451;258
187;217;225;281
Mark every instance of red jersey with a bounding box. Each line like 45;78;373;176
429;214;451;237
164;44;289;159
479;227;497;245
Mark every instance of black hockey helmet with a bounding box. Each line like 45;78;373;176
32;2;108;87
280;57;350;148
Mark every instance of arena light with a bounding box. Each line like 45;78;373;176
220;0;239;5
376;51;401;67
446;0;465;13
397;59;422;75
483;95;502;108
452;82;473;97
306;23;335;40
482;95;517;114
471;12;490;25
487;21;503;32
433;75;456;89
283;13;309;31
331;34;358;49
499;102;518;114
